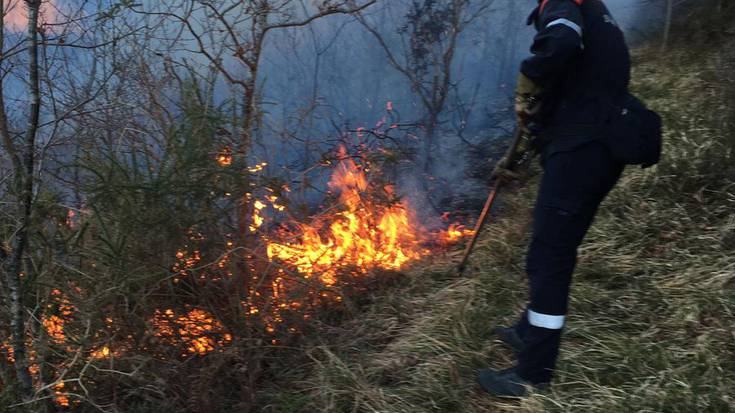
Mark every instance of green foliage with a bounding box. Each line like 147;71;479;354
17;81;252;412
75;83;239;281
400;0;466;78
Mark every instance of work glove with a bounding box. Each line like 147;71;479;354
491;130;535;184
491;73;543;184
491;72;543;182
491;155;521;183
514;72;543;131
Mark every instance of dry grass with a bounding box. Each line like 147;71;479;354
257;9;735;413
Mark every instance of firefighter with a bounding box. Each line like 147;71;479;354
477;0;630;398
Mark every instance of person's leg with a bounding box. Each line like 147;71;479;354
516;210;594;383
516;142;623;384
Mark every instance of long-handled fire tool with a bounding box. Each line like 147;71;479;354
457;128;534;276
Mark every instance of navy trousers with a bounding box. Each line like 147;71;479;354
514;140;624;384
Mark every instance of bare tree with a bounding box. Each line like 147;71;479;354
129;0;375;159
357;0;489;175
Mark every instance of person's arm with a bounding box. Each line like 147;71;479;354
497;1;584;179
520;0;584;88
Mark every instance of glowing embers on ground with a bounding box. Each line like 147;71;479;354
0;291;231;407
266;147;422;286
0;289;78;407
42;289;74;344
150;309;232;357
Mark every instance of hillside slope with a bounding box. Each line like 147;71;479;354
260;6;735;413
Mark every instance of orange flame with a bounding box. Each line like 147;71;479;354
441;223;475;244
266;147;420;285
91;346;112;359
250;200;266;232
216;146;233;166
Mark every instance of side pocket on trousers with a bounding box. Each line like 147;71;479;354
532;199;588;248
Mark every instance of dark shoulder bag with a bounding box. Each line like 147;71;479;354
602;93;663;168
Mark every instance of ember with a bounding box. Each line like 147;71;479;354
151;309;232;356
216;146;233;166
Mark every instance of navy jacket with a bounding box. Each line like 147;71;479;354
522;0;631;148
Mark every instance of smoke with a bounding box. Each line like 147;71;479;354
240;0;668;218
604;0;667;42
252;0;667;218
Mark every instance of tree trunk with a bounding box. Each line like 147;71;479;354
234;72;258;303
237;81;256;245
3;0;42;400
422;114;437;176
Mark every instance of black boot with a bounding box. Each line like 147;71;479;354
491;326;524;354
476;367;549;398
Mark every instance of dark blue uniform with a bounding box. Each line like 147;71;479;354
513;0;629;384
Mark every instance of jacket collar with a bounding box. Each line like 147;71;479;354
527;0;545;26
527;5;541;26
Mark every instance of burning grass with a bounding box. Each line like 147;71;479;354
251;143;473;341
266;146;424;286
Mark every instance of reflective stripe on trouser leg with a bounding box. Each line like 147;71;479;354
518;237;580;384
518;212;590;384
528;310;565;329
